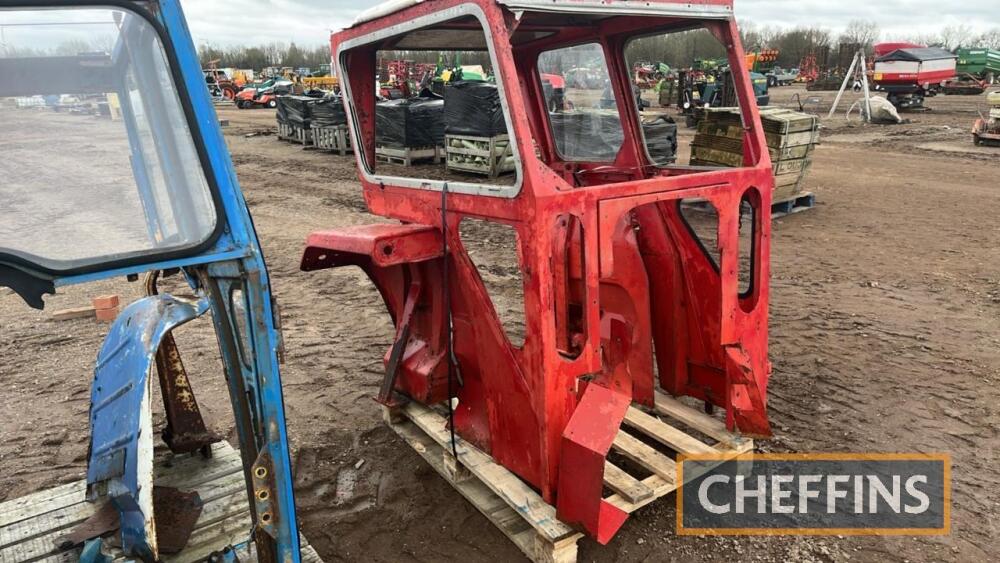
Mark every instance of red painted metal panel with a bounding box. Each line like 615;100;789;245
556;383;630;543
306;0;772;543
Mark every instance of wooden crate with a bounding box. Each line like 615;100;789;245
277;122;313;146
698;121;820;151
445;134;516;178
385;392;752;563
375;145;443;166
690;146;808;176
313;125;352;156
0;442;322;563
702;106;818;135
692;134;814;161
691;106;818;210
276;121;296;141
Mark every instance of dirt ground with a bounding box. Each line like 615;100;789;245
2;84;1000;562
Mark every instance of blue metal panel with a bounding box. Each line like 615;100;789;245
20;1;305;560
155;3;303;560
87;294;209;559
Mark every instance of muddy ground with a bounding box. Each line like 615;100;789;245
2;84;1000;562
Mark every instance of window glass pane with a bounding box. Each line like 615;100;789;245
624;28;754;168
538;43;624;161
349;15;520;191
0;7;217;271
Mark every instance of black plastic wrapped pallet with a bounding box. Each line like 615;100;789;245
275;96;288;125
311;96;347;128
276;95;316;128
375;97;445;148
548;111;624;161
641;115;678;165
444;81;507;136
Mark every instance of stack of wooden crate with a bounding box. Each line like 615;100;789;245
691;107;819;202
375;97;446;166
445;134;515;178
312;96;352;155
443;81;513;178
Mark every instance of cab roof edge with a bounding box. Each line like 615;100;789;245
349;0;732;28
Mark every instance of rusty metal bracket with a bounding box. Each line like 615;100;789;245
377;269;422;406
145;270;220;457
251;449;280;540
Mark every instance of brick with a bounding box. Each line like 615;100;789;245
92;294;120;310
95;306;119;322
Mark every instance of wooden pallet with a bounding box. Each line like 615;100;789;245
313;125;352;155
375;145;443;166
0;442;322;563
445;134;515;178
681;191;816;219
277;122;313;146
276;122;296;141
771;191;816;218
384;391;752;563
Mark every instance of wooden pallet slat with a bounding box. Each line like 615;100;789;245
388;393;753;563
313;125;352;155
602;462;654;504
611;432;678;482
388;411;579;563
444;134;515;178
0;471;246;552
0;442;320;563
771;191;816;218
0;443;239;529
375;145;443;166
623;406;717;455
402;403;577;543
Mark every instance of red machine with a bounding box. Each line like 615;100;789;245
234;80;294;109
873;42;924;58
798;53;819;83
873;44;957;109
303;0;772;544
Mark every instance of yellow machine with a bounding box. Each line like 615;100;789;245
302;76;339;90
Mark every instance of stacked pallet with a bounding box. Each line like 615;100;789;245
444;81;513;177
446;134;515;178
275;95;317;145
311;96;351;155
375;97;446;165
691;107;819;202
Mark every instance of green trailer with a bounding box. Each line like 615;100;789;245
956;48;1000;82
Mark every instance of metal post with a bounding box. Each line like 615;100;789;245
859;51;872;123
827;50;861;119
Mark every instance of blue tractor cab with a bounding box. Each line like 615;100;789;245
0;1;301;561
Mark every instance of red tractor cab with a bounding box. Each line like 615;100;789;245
304;0;772;545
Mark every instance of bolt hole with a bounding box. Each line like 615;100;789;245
257;489;269;501
255;466;267;478
261;512;272;524
382;245;393;256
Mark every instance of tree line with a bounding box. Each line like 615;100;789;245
196;20;1000;72
197;42;332;71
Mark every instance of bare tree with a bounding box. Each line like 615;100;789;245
905;33;941;48
939;24;975;50
198;42;334;71
839;20;881;54
977;29;1000;49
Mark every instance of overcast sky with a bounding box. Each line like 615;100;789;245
179;0;998;47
